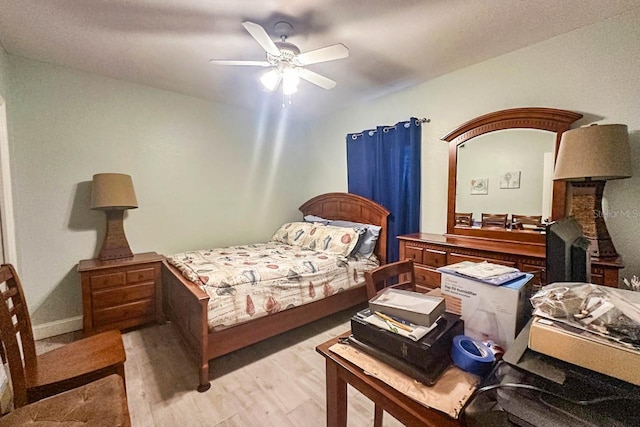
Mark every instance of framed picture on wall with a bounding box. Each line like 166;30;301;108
470;178;489;195
500;171;521;189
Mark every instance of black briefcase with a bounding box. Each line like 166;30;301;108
350;309;463;373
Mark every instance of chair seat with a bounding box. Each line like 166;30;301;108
1;374;130;426
25;330;125;403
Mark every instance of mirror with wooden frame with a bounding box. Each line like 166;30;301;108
442;108;582;244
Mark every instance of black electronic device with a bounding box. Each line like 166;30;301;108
346;335;448;386
545;217;590;285
350;309;463;373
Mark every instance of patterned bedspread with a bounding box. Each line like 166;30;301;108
167;242;379;329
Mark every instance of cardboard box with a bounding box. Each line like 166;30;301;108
528;317;640;386
439;271;533;349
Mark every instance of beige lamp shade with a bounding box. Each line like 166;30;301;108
90;173;138;210
554;124;632;181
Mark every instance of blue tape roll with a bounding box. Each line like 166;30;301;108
451;335;495;376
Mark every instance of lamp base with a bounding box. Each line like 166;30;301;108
569;181;618;258
98;209;134;261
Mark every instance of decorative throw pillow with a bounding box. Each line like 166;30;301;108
330;220;382;258
270;222;316;246
301;224;360;257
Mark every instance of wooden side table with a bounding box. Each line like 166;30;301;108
79;252;163;335
316;334;463;427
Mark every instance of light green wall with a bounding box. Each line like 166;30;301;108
304;8;640;284
6;55;309;325
0;47;8;97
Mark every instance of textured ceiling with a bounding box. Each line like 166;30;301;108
0;0;638;118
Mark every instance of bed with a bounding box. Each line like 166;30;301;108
161;192;389;391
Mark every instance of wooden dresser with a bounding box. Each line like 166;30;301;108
79;252;163;335
398;233;623;292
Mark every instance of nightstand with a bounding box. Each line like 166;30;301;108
78;252;163;335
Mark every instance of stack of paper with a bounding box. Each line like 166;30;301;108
438;261;524;285
359;310;438;341
368;288;445;330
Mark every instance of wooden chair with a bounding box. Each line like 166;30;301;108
481;213;508;228
454;212;473;227
364;259;417;299
0;374;131;426
364;259;417;427
511;214;542;229
0;264;126;407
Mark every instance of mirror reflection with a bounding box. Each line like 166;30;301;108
455;129;555;229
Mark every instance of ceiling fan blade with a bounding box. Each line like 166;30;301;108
242;21;281;57
296;44;349;65
209;59;271;67
297;68;337;90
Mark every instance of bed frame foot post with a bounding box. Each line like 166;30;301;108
197;383;211;393
197;364;211;392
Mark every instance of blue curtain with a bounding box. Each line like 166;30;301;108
346;118;421;263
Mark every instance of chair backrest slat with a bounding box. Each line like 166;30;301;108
9;304;21;319
364;260;416;299
455;212;473;226
0;268;13;284
2;287;18;301
481;213;508;228
0;264;37;407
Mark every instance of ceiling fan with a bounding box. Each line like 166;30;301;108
210;21;349;96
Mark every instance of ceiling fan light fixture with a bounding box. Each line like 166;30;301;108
211;21;348;101
282;68;300;95
260;69;281;91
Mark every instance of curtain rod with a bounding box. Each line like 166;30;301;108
350;117;430;139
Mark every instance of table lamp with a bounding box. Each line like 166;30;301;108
90;173;138;260
554;124;631;258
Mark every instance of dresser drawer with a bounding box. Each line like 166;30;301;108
414;265;441;289
126;267;156;284
448;252;516;267
404;245;423;263
92;282;156;309
93;299;155;328
423;249;447;268
90;272;126;290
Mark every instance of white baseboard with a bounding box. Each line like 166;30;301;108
32;316;83;340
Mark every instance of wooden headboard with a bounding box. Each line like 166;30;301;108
299;192;390;264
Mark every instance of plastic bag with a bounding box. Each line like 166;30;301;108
530;282;640;346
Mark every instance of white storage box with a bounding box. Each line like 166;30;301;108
439;271;533;349
368;288;445;327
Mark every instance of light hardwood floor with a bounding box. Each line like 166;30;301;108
36;308;405;427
